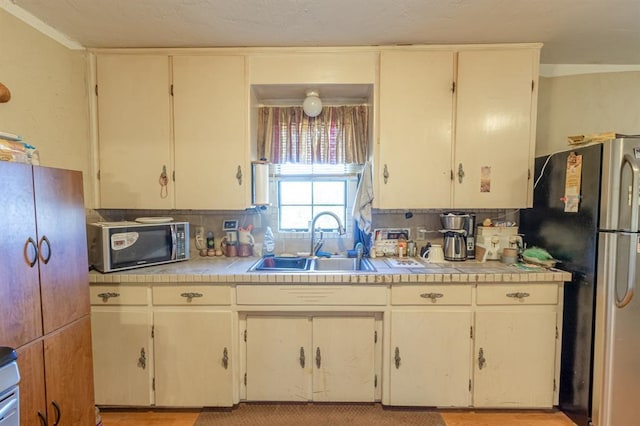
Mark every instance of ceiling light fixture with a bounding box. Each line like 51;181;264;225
302;90;322;117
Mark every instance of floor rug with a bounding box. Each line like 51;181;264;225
194;403;446;426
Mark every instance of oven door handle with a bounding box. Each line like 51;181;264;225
0;397;18;420
170;225;178;260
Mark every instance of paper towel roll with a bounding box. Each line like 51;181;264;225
252;161;270;206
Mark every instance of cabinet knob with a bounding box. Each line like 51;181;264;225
97;292;120;303
506;292;530;300
222;347;229;369
457;163;465;183
299;347;305;368
138;347;146;369
38;235;52;264
51;400;61;426
383;164;390;184
420;292;444;302
478;347;486;370
394;347;401;369
180;292;203;302
24;237;38;267
315;347;322;369
236;165;243;185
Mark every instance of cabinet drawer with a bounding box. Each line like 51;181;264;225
391;285;472;305
152;285;231;305
90;285;148;305
476;283;558;305
236;285;386;305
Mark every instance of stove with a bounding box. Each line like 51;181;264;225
0;347;20;426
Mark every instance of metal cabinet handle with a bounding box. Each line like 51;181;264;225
394;347;401;369
51;400;61;426
236;165;243;185
97;292;120;303
222;347;229;369
299;347;305;368
38;235;52;264
24;237;38;267
458;163;465;183
420;292;444;302
180;292;203;302
383;164;389;184
315;347;321;369
506;292;530;299
38;411;47;426
138;347;146;369
478;347;486;370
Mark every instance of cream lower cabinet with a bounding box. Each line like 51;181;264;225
245;315;377;402
472;284;559;408
90;286;153;406
389;285;473;407
153;285;233;407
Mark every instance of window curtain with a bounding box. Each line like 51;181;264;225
257;105;369;165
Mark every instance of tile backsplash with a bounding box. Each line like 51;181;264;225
89;208;519;257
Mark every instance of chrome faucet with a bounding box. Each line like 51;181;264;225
355;242;364;270
309;211;345;257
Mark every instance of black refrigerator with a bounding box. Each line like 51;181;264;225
520;136;640;426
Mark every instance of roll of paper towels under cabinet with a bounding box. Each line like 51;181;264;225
252;160;270;206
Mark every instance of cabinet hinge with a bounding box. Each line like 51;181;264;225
244;329;247;342
470;326;473;339
451;81;456;94
374;331;377;343
450;169;454;181
553;379;557;391
170;84;174;96
244;373;247;386
151;325;154;338
172;171;175;182
556;326;559;339
469;379;472;392
374;374;378;388
94;84;98;96
152;378;155;391
97;170;101;181
532;80;535;92
528;169;531;180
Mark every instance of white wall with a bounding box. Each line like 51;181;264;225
536;71;640;155
0;8;92;204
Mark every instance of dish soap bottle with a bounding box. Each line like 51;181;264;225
263;226;275;257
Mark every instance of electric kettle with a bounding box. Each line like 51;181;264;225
443;231;467;261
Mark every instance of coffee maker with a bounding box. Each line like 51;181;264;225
439;212;468;261
463;213;476;260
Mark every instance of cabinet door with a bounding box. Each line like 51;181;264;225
390;311;472;407
16;340;47;426
91;309;152;406
378;50;454;209
43;316;96;426
246;316;311;401
312;317;376;402
454;48;537;208
34;166;90;334
96;54;173;209
154;310;233;406
0;162;42;348
473;310;557;407
173;55;248;209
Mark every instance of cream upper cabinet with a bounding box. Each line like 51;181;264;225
454;48;539;208
377;50;455;209
172;55;248;209
96;55;173;209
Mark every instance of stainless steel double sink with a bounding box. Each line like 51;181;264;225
248;256;376;273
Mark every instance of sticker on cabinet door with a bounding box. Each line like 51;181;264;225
480;166;491;192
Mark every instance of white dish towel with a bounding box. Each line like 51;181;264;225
353;160;374;234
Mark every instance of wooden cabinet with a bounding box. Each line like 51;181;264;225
389;285;473;407
245;315;377;402
95;53;250;209
90;286;152;406
376;45;540;209
96;54;173;209
172;55;248;209
378;50;455;209
0;162;94;424
152;286;233;407
473;284;559;408
454;48;538;208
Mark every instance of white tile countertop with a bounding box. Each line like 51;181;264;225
88;256;572;284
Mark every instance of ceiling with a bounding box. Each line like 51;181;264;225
5;0;640;65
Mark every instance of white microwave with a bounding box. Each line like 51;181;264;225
87;221;189;273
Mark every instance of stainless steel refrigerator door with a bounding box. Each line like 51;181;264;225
594;231;640;426
600;137;640;232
